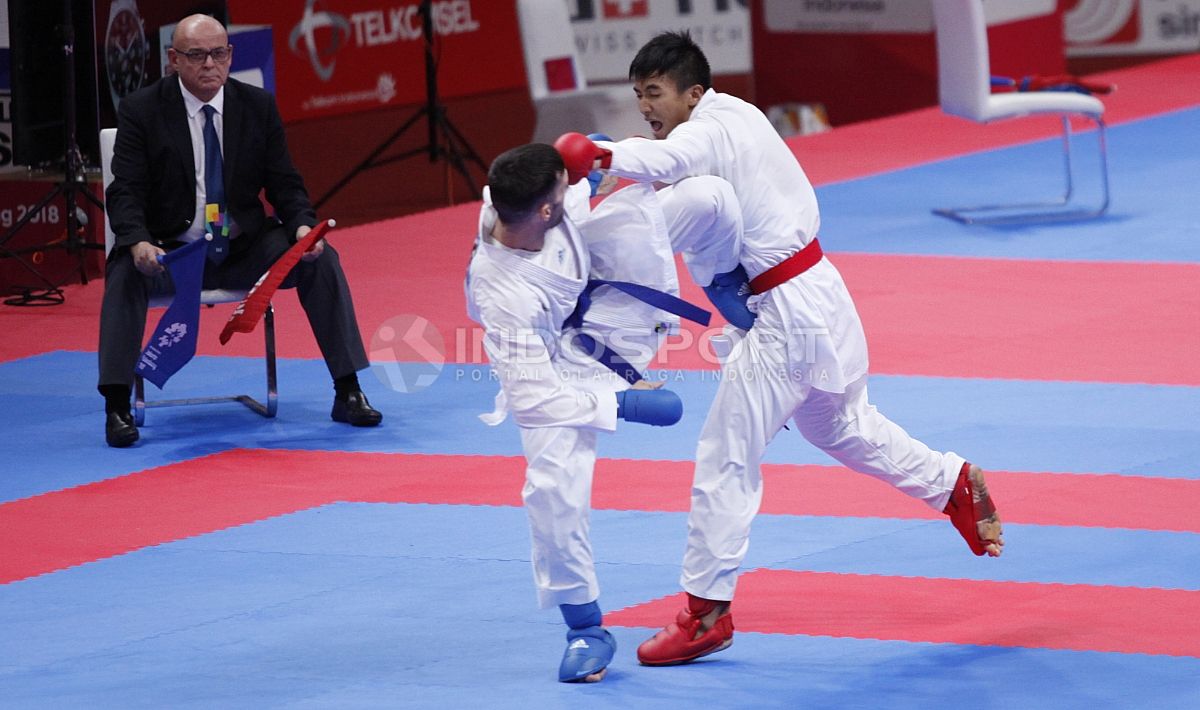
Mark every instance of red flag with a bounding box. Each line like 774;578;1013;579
219;219;334;345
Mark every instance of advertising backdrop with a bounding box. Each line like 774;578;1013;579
1065;0;1200;57
95;1;228;129
1;5;13;172
568;0;751;82
227;0;526;123
752;0;1066;126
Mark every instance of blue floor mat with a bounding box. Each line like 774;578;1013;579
3;504;1197;709
816;108;1200;263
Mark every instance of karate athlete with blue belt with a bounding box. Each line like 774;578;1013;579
554;31;1005;668
465;143;735;682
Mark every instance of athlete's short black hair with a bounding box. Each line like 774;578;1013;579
487;143;564;224
628;30;711;92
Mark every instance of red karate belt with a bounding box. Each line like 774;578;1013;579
219;220;333;345
748;238;824;295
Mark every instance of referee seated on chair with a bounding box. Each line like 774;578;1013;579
100;13;381;448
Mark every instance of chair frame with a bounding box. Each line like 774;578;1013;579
132;304;278;426
933;114;1110;225
931;0;1110;225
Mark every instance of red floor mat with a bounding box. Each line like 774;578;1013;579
4;450;1198;584
607;569;1200;657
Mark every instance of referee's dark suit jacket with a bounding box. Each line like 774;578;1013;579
106;74;314;250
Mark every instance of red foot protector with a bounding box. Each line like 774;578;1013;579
944;462;999;557
219;219;334;344
611;570;1200;657
637;593;734;666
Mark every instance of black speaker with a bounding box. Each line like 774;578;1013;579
7;0;101;168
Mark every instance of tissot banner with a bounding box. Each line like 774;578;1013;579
568;0;751;82
227;0;526;122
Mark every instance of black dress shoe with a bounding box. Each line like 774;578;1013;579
105;411;139;448
331;391;382;427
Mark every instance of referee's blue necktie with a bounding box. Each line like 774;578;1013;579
201;104;228;265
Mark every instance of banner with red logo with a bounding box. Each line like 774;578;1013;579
568;0;751;82
227;0;525;122
1065;0;1200;57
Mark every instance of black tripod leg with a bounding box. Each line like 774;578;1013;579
0;183;68;247
0;183;69;294
429;112;483;198
62;188;101;286
438;143;480;198
441;118;488;174
63;177;107;284
0;180;106;301
314;107;428;210
77;182;105;210
1;0;102;305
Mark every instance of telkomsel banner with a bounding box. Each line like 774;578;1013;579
228;0;526;122
568;0;751;83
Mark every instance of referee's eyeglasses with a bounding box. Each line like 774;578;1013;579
175;45;232;64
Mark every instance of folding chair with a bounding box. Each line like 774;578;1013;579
931;0;1110;224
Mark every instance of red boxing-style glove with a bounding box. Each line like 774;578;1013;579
554;132;613;184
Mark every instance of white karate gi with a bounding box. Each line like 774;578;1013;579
601;90;967;601
467;182;696;608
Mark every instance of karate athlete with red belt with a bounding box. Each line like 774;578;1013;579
554;31;1004;668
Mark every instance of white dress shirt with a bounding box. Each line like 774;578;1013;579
178;85;234;243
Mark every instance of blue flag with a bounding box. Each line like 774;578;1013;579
135;238;207;389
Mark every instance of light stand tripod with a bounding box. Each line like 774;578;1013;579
0;0;104;306
314;0;486;210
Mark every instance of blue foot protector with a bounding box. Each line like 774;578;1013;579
558;626;616;683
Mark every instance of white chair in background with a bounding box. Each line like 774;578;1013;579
931;0;1110;224
517;0;649;143
100;127;278;425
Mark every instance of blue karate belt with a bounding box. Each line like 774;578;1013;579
564;279;711;384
